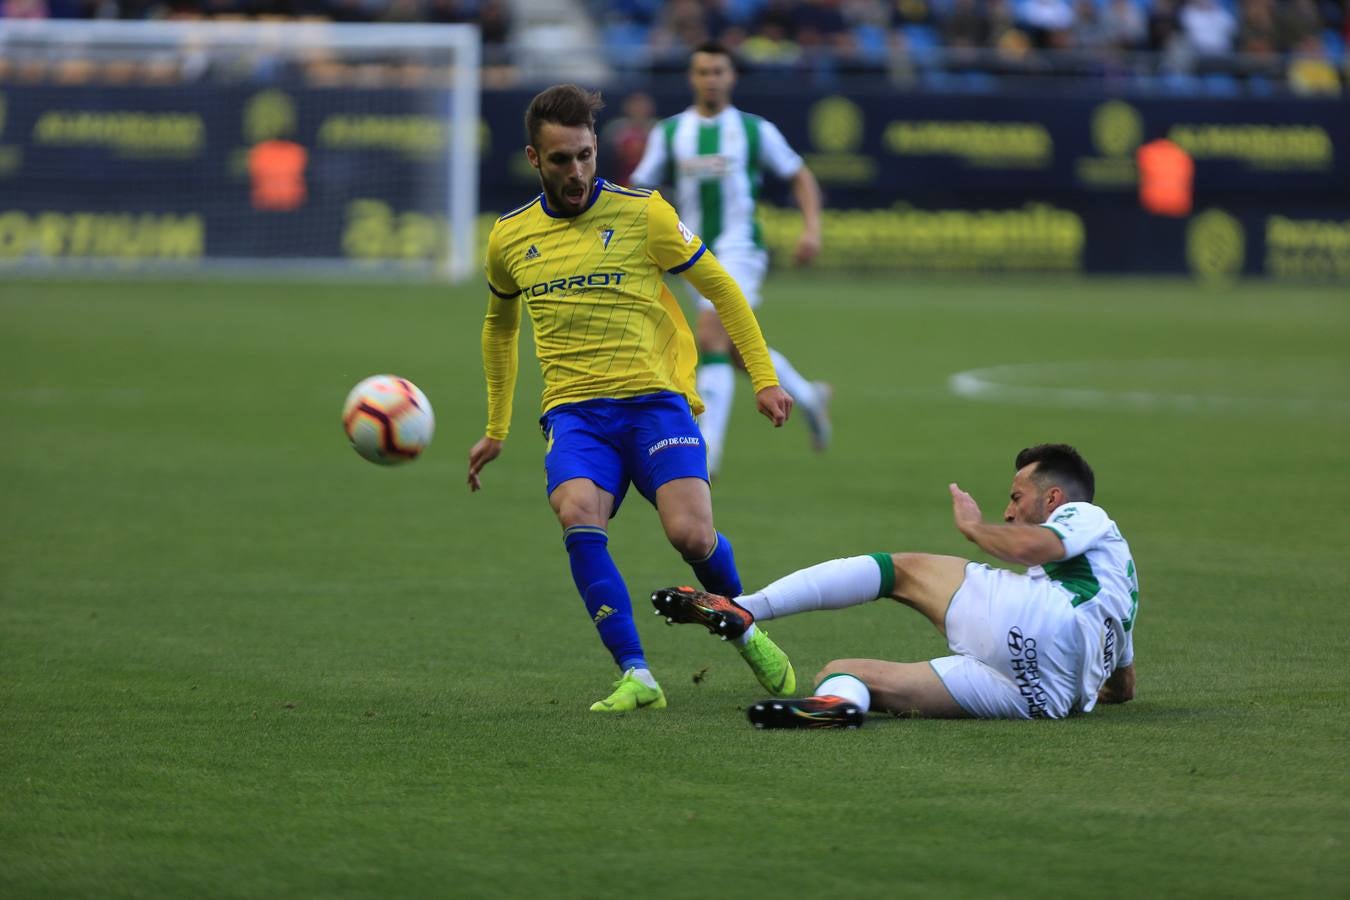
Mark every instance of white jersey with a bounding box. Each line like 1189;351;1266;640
1030;501;1139;707
628;105;803;256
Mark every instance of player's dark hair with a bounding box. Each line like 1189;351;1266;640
525;84;604;148
1015;444;1095;502
690;40;737;70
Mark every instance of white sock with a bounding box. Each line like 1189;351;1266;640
815;673;871;711
627;667;659;689
735;555;888;622
768;347;819;413
696;361;735;475
731;622;757;648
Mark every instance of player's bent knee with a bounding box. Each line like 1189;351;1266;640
813;662;841;686
549;479;612;527
552;497;606;528
669;525;716;560
813;659;875;691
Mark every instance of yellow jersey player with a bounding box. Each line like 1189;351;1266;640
466;84;796;712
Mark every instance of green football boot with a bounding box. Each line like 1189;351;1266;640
738;628;796;697
589;669;668;712
651;586;796;696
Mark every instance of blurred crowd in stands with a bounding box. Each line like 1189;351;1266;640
1;0;1345;94
0;0;517;73
599;0;1346;93
0;0;512;48
0;0;503;27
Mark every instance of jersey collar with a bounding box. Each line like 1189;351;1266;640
690;104;735;125
539;177;605;219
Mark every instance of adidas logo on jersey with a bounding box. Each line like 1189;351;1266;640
524;244;540;261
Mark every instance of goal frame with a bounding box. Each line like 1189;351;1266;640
0;19;481;281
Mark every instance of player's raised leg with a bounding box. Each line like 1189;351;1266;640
731;552;969;635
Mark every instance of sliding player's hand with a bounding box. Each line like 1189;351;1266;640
755;385;793;427
949;483;983;538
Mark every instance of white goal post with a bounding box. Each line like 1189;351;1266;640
0;20;480;281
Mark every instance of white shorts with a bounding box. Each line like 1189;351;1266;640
930;563;1093;720
689;245;768;311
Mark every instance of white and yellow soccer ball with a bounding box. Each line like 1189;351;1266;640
342;375;435;465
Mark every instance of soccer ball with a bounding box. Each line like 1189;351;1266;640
342;375;435;465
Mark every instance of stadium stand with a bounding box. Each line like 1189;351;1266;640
0;0;1344;94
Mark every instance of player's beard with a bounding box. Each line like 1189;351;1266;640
542;173;591;216
697;89;727;113
1027;494;1049;525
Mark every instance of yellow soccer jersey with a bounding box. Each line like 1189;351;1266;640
482;179;767;439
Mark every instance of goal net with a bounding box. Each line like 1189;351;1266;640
0;20;480;281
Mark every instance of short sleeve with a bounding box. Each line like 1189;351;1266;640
646;190;706;273
484;223;521;298
1040;502;1111;559
758;119;804;180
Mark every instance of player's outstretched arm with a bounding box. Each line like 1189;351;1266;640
949;483;1066;566
467;437;502;492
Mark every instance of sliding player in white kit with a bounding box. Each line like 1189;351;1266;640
629;41;831;479
652;444;1139;727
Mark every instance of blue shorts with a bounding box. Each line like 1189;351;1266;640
540;391;708;516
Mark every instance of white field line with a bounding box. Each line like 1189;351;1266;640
948;363;1350;416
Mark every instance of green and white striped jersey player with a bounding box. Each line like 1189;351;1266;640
628;41;830;478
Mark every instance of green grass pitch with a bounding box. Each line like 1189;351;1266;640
2;273;1348;898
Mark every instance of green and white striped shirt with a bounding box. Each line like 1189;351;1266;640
630;105;803;255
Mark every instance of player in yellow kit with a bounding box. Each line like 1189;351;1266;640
466;85;796;712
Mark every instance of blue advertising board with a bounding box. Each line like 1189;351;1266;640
480;89;1350;280
0;81;1345;279
0;84;453;266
